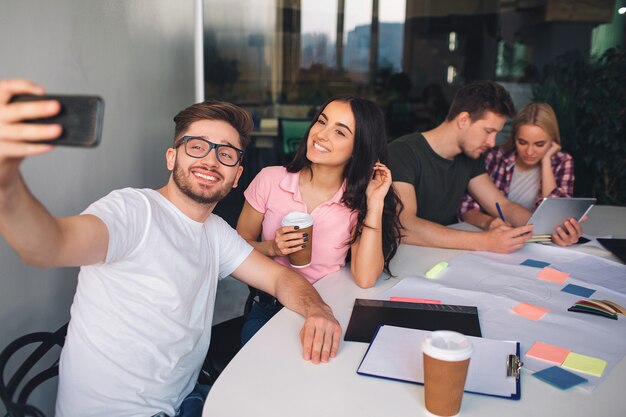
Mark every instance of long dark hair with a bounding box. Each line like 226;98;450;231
286;96;403;274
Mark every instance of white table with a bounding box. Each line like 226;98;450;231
203;206;626;417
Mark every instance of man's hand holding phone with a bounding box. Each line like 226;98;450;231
0;78;104;186
11;93;104;148
0;79;65;189
0;79;62;162
0;80;107;268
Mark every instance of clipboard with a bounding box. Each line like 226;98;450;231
357;325;522;400
344;299;482;343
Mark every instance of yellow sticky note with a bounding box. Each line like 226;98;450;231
537;267;570;284
425;261;448;279
562;352;607;377
512;302;550;320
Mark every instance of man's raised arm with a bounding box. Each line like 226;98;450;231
0;79;108;267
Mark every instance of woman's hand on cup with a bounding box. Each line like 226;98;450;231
271;226;309;257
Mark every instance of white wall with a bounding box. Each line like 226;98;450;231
0;1;195;413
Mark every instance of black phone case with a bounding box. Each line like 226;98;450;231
11;94;104;147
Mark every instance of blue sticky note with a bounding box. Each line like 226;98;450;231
533;366;588;390
561;284;596;298
521;259;550;268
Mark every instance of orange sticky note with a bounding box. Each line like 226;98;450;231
537;267;570;284
526;341;571;365
513;302;550;320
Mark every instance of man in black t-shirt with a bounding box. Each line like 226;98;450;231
389;81;583;253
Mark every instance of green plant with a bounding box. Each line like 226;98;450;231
532;48;626;205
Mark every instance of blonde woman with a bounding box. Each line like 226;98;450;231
459;102;574;229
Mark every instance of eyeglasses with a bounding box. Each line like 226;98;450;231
176;136;244;167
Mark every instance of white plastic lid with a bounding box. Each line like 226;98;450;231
421;331;473;361
281;211;313;228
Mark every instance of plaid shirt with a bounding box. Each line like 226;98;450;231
458;147;575;217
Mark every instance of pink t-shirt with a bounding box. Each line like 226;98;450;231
244;166;357;283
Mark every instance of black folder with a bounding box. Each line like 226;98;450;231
344;299;482;343
597;238;626;264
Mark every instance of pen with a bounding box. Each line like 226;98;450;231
496;202;506;223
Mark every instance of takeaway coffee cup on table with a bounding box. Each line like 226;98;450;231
421;331;473;417
281;211;314;268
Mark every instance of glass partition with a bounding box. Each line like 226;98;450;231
204;0;621;143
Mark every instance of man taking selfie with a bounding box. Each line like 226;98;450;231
0;79;341;417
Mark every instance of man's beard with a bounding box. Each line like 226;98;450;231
461;142;485;160
465;148;483;160
172;160;232;205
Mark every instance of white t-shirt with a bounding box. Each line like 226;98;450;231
508;166;541;210
55;188;253;417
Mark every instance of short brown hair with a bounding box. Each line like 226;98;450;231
503;102;561;151
446;80;515;122
173;100;253;150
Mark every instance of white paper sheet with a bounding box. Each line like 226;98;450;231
374;253;626;392
470;244;626;294
357;325;519;398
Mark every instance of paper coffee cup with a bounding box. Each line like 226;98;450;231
281;211;314;268
421;331;473;417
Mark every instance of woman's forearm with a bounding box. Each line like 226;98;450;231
541;159;558;197
351;202;385;288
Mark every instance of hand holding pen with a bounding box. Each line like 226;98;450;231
496;202;506;223
496;202;550;243
488;202;510;230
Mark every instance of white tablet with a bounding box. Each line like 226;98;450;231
526;197;596;235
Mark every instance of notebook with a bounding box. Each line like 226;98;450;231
344;298;482;343
597;238;626;264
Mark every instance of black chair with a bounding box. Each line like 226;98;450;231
0;323;68;417
199;292;255;385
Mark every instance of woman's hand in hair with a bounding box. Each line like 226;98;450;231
270;226;309;257
365;162;392;210
542;141;561;165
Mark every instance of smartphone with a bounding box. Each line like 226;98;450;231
11;94;104;147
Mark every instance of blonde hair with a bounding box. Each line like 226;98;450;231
503;103;561;151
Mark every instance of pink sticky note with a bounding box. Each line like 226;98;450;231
389;297;441;304
526;341;571;365
537;267;570;284
513;302;550;320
